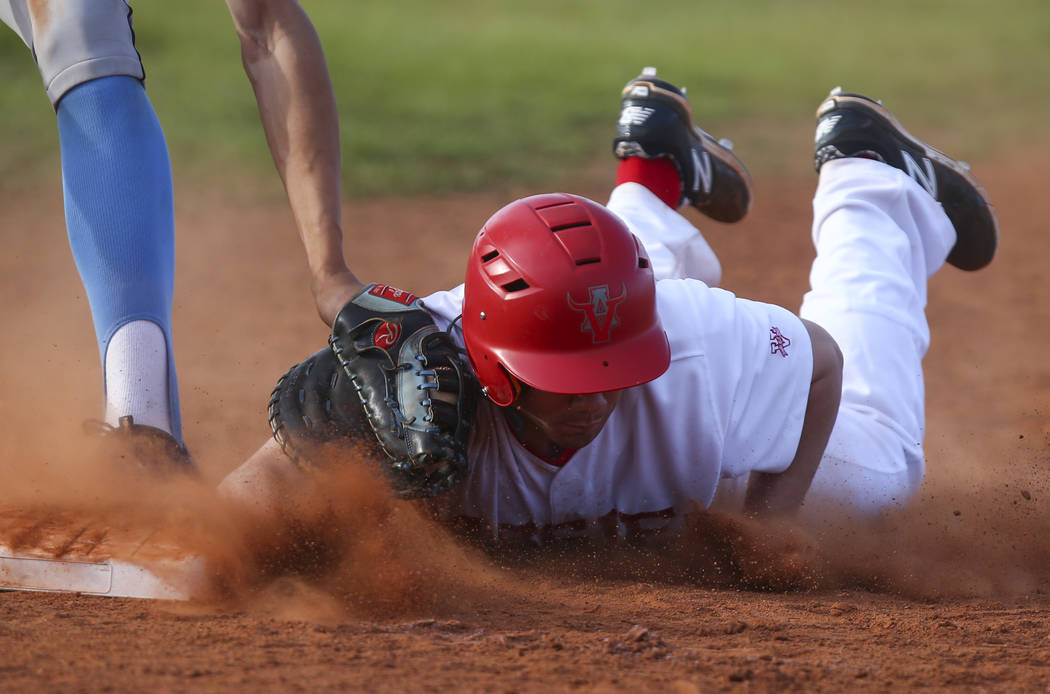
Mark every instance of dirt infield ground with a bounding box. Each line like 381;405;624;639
2;147;1049;692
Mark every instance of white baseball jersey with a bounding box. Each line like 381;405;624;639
2;0;143;106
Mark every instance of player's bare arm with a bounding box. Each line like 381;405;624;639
743;319;842;517
225;0;364;324
216;438;300;517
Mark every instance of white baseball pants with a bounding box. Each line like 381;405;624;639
2;0;143;106
611;157;955;515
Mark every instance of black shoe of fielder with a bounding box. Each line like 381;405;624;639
85;415;198;477
814;87;998;271
613;67;753;223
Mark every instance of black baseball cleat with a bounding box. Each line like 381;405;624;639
85;415;198;477
814;87;999;271
613;67;753;223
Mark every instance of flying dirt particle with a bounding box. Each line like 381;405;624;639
1022;490;1032;500
954;510;962;516
829;602;855;617
626;624;649;642
607;625;670;658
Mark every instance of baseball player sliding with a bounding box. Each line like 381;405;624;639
219;67;998;546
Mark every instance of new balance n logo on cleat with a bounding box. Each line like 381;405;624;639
691;148;713;196
901;150;937;198
619;106;655;127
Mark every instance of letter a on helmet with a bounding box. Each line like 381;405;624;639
462;193;671;406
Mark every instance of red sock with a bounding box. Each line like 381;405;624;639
616;157;682;209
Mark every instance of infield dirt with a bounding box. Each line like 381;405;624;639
1;147;1049;692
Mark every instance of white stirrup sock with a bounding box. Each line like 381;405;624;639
103;320;172;434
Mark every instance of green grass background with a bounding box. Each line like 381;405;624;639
1;0;1046;197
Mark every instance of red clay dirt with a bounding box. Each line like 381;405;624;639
1;147;1049;692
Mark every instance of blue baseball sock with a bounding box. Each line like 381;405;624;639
57;75;183;441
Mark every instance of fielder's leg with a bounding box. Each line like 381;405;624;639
3;1;185;441
59;75;182;439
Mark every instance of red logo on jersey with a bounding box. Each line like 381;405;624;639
375;321;401;349
770;326;791;357
567;284;626;343
368;284;418;306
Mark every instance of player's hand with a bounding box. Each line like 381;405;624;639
725;514;823;591
312;269;366;327
673;506;824;591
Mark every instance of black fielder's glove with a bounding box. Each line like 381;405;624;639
268;284;477;498
324;283;477;498
267;346;383;467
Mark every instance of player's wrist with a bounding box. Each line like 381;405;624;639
311;271;365;326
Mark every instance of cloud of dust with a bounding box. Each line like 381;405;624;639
649;439;1050;599
802;459;1050;599
4;427;1050;609
0;434;530;621
209;451;530;620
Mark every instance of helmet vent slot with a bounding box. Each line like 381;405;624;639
638;258;650;269
549;221;590;232
481;250;500;262
575;257;600;266
501;279;530;292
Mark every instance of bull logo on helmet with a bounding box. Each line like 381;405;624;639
567;284;627;343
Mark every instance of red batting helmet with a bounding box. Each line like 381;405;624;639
462;193;670;406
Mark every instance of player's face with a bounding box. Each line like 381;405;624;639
512;386;624;454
